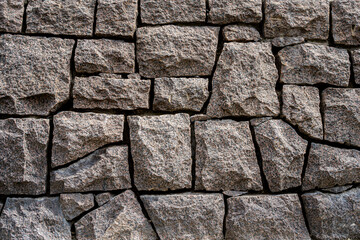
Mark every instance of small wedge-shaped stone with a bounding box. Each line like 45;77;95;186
282;85;323;139
0;118;49;195
52;112;124;167
0;0;25;33
60;193;94;220
254;119;307;192
207;42;280;118
128;114;192;191
351;49;360;85
303;143;360;191
226;194;311;239
0;34;74;115
75;39;135;74
302;188;360;239
137;25;219;78
75;190;157;240
0;197;71;240
271;37;305;47
195;120;263;191
279;43;350;86
141;193;224;240
223;25;261;42
323;88;360;147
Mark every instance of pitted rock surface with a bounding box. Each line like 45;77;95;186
351;49;360;85
271;37;305;47
60;193;95;220
95;192;115;206
222;24;261;42
0;0;25;33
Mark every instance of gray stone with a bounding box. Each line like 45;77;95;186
60;193;95;220
351;49;360;85
137;25;219;78
223;191;247;197
141;193;224;240
223;24;261;42
153;77;209;112
0;0;25;33
190;114;212;122
264;0;329;40
254;119;307;192
271;37;305;47
322;185;353;193
302;188;360;240
303;143;360;191
95;192;115;206
208;0;262;24
0;197;71;240
26;0;96;36
141;0;206;24
0;34;74;115
207;42;280;118
128;114;192;191
51;146;131;194
75;190;157;240
52;112;124;167
0;202;3;212
0;118;49;195
226;194;311;240
195;120;263;191
279;43;350;86
323;88;360;147
282;85;323;139
75;39;135;74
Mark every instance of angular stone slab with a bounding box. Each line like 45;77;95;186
351;49;360;85
207;42;280;118
128;114;192;191
95;192;115;206
0;34;74;115
60;193;95;220
141;193;224;240
0;0;25;33
271;37;305;47
223;25;261;42
0;118;49;195
137;25;219;78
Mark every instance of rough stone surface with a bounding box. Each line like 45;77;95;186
75;39;135;74
0;197;71;240
128;114;192;191
323;88;360;147
141;0;206;24
351;49;360;85
0;118;49;195
223;24;261;42
323;185;353;193
195;120;263;191
207;42;280;118
26;0;96;36
264;0;329;40
95;192;115;206
52;112;124;167
226;194;311;240
282;85;323;139
302;188;360;240
137;25;219;78
254;119;308;192
73;75;150;110
153;77;209;112
303;143;360;191
208;0;262;24
75;190;157;240
0;34;74;115
60;193;95;220
141;193;224;240
190;114;212;122
271;37;305;47
279;43;350;86
0;0;25;33
51;146;131;194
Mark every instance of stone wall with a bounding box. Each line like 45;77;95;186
0;0;359;239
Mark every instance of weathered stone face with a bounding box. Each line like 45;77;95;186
222;25;261;42
351;49;360;85
60;193;94;220
0;0;25;33
95;192;115;206
271;37;304;47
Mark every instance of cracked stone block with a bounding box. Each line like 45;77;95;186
303;143;360;191
75;190;157;240
323;88;360;147
95;192;115;206
52;111;124;167
254;119;308;192
264;0;329;40
153;77;209;112
351;49;360;85
137;25;219;78
60;193;95;220
141;193;224;240
302;188;360;240
0;0;25;33
195;120;263;191
141;0;206;24
207;42;280;118
226;194;311;239
282;85;323;139
128;114;192;191
0;197;71;240
0;34;74;115
271;37;305;47
75;39;135;74
223;24;261;42
51;146;131;194
26;0;96;36
279;43;350;86
0;118;49;195
73;75;150;110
